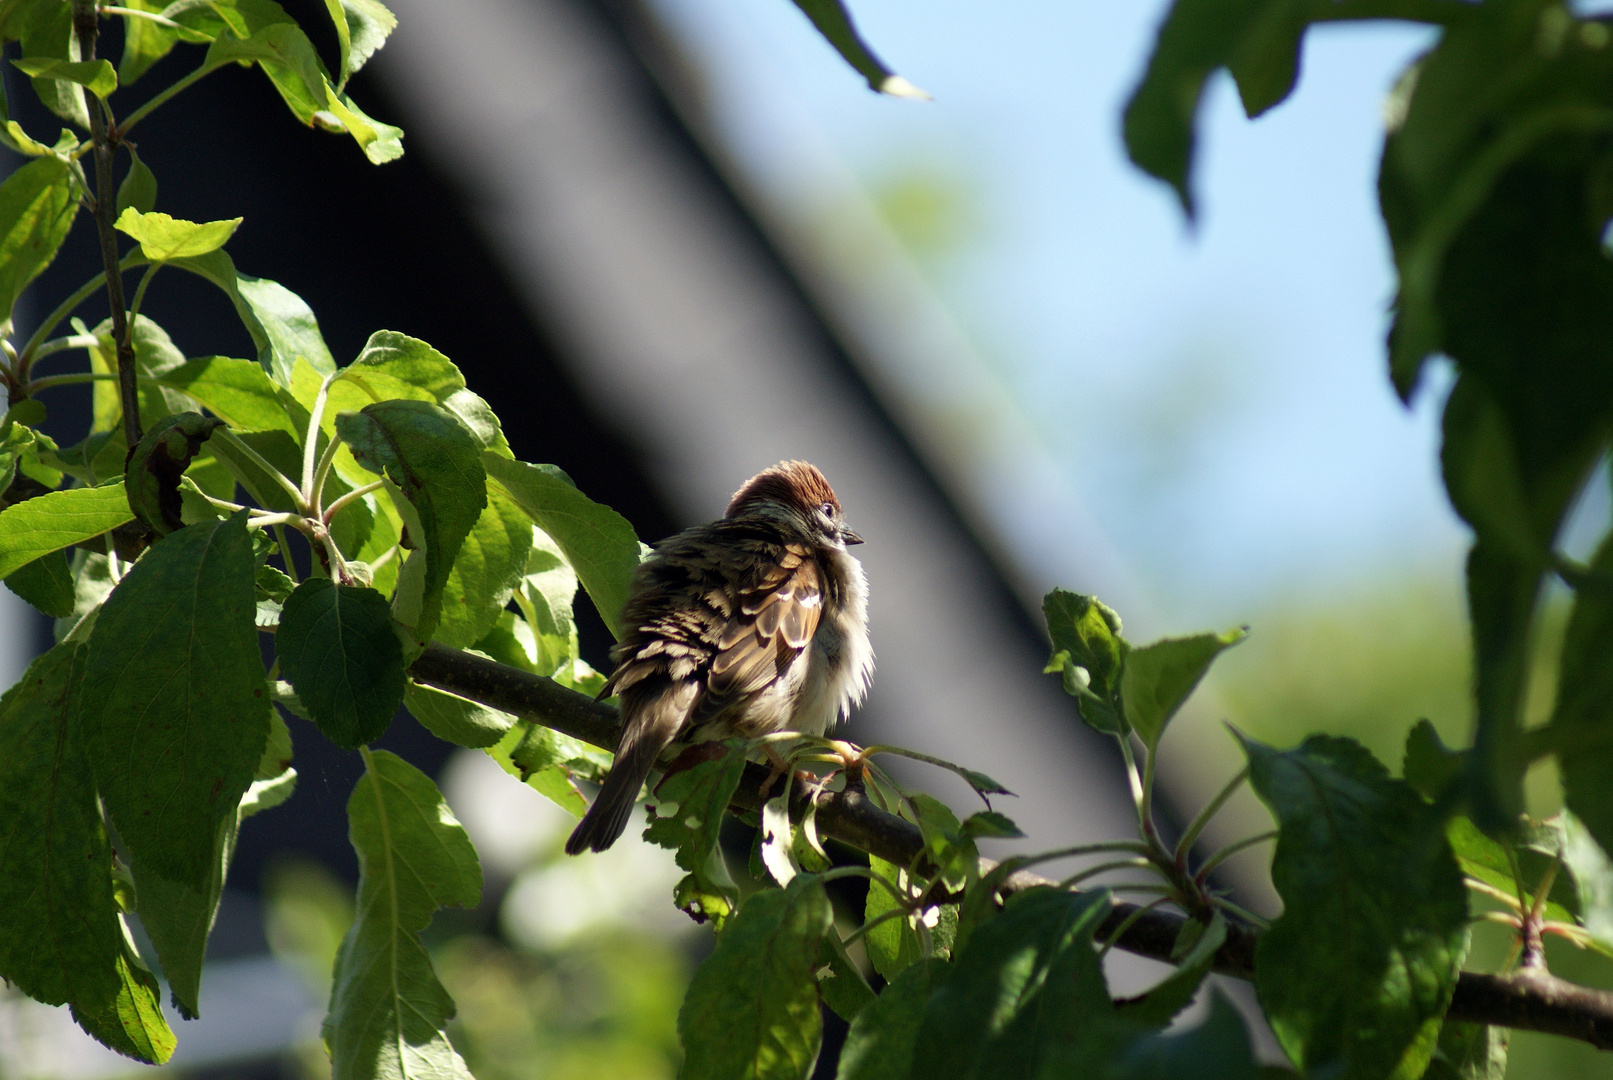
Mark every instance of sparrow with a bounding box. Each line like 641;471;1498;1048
565;460;874;854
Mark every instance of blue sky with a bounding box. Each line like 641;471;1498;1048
645;0;1466;626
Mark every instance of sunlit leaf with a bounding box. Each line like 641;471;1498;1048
337;400;486;642
12;56;115;97
484;456;641;639
0;481;133;578
1121;628;1246;750
115;207;241;260
0;154;75;326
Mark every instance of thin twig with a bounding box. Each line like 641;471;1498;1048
403;644;1613;1051
212;427;308;512
1175;765;1249;865
72;0;140;449
1194;831;1278;884
99;5;182;28
117;63;212;135
323;480;383;525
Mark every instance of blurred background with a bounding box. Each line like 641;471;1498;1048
1;0;1607;1076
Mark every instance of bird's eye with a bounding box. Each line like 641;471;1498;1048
820;502;835;516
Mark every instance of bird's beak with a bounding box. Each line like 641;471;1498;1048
841;527;864;545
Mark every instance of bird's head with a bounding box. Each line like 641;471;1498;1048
726;460;863;549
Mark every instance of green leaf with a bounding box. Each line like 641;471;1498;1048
0;641;122;1008
1461;541;1541;833
909;887;1113;1079
242;768;297;815
789;0;927;98
118;0;179;84
81;512;270;887
152;354;301;435
909;792;973;894
124;411;225;534
0;154;75;326
12;56;115;97
816;933;875;1023
483;456;641;640
116;207;242;260
864;853;920;980
319;82;403;164
277;578;406;749
959;810;1023;840
4;546;74;616
133;810;239;1019
168;249;336;384
332;331;510;456
325;749;481;1080
1553;534;1613;854
203;20;327;119
434;483;530;650
323;0;396;86
1123;0;1313;216
337;400;486;642
1438;381;1541;562
1112;989;1258;1080
20;1;87;128
115;147;158;216
1378;5;1613;401
0;480;134;578
259;706;293;779
758;793;799;886
208;429;318;522
84;313;194;436
486;713;610;816
519;527;581;674
1043;589;1126;694
1558;814;1613;953
1121;627;1246;750
202;19;405;163
1117;911;1227;1029
1421;1021;1507;1080
1375;6;1613;822
53;549;115;641
404;681;514;749
1043;588;1129;733
69;947;176;1065
644;747;746;923
836;956;947;1080
162;0;296;41
1241;734;1467;1080
677;875;833;1080
0;633;178;1063
1403;719;1466;803
1445;815;1580;931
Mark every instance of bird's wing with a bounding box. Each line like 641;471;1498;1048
705;541;822;707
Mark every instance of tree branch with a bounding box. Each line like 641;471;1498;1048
407;643;1613;1050
71;0;140;449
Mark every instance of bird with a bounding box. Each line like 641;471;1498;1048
565;460;874;855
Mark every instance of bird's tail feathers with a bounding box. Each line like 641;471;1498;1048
564;684;690;855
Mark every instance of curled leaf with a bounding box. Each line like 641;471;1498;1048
124;412;224;534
